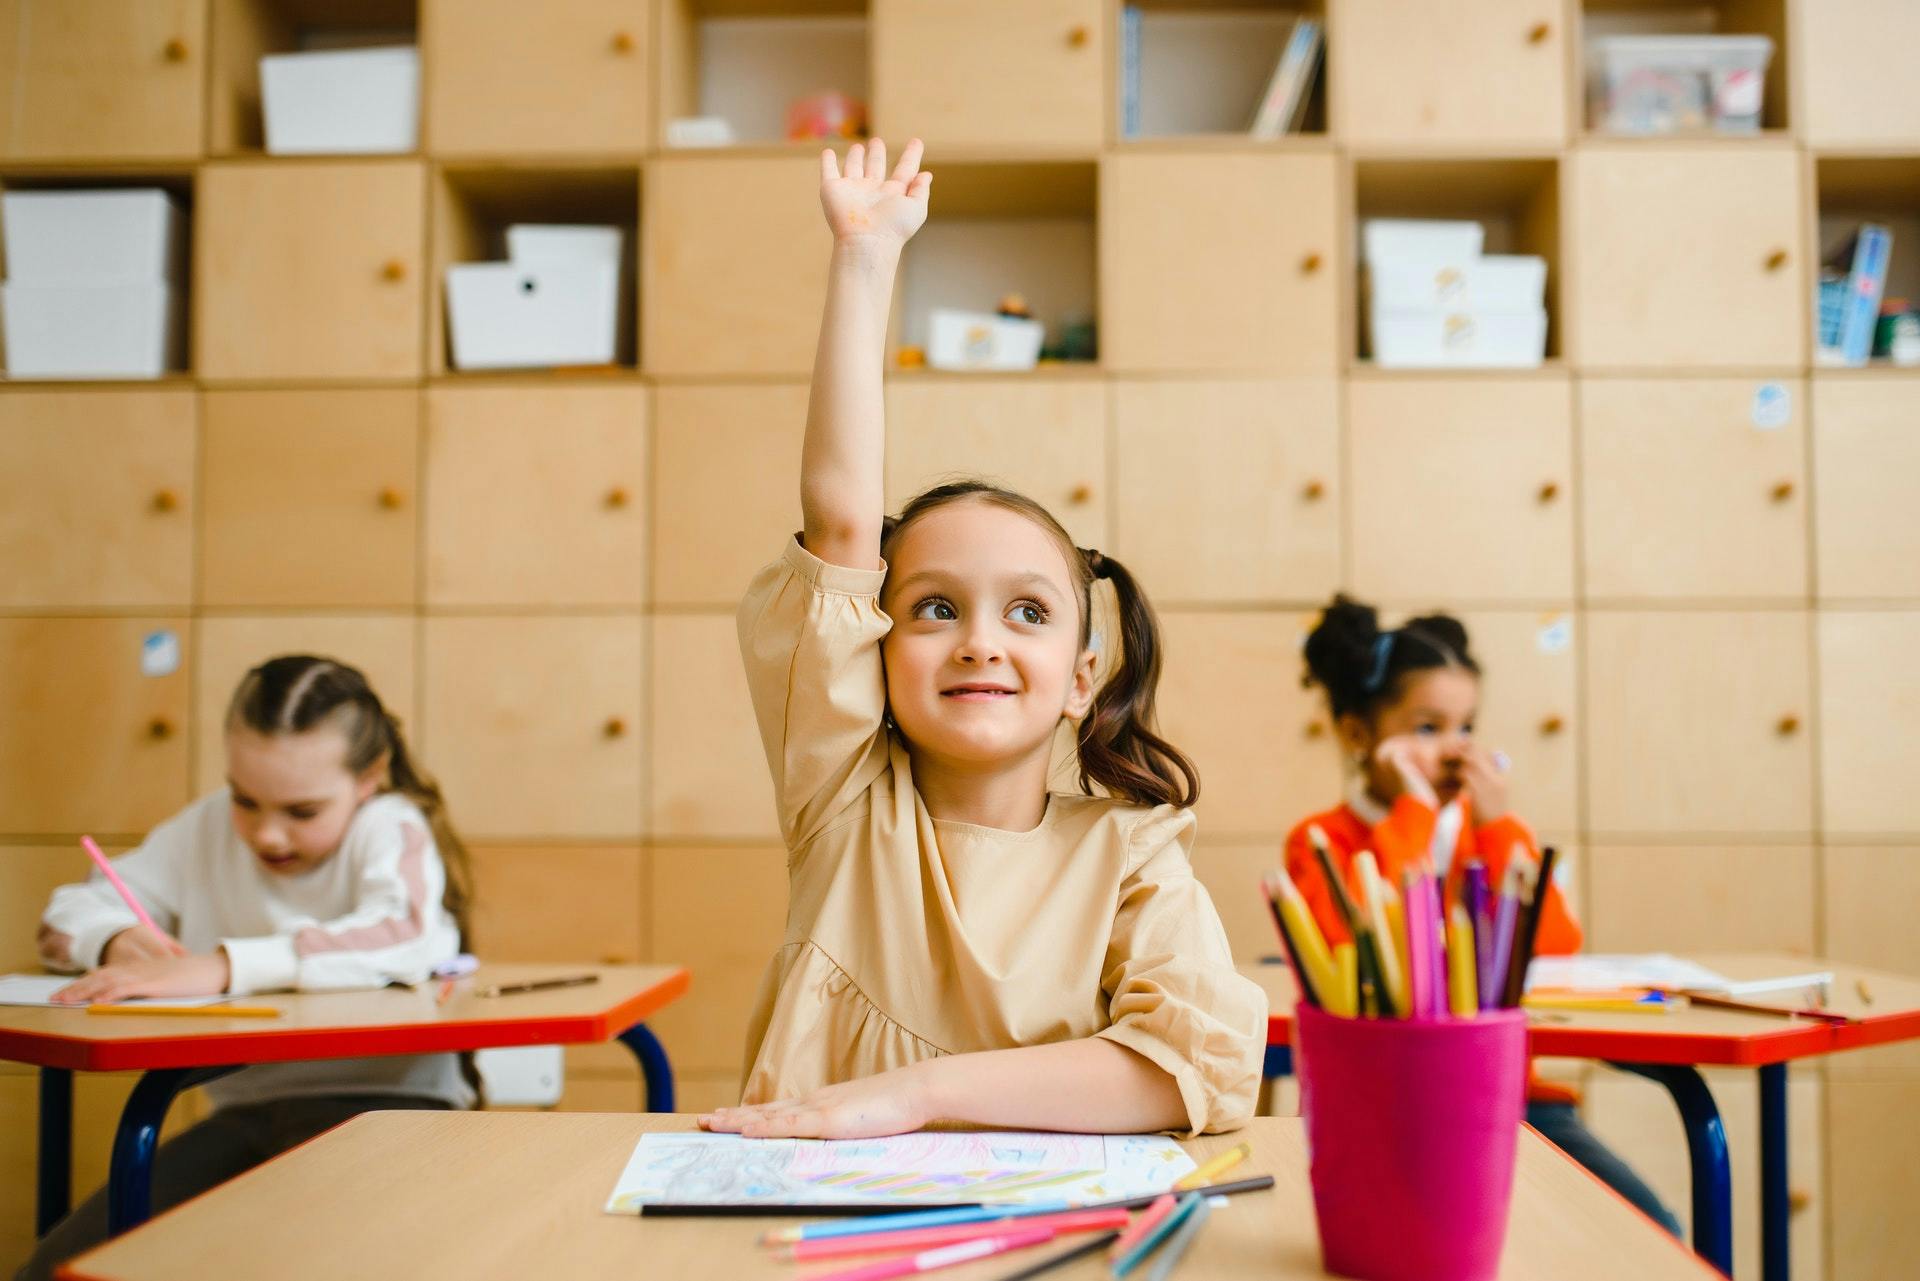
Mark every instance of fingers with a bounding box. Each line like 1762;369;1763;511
867;137;886;183
819;147;839;184
843;141;865;181
909;171;932;200
890;138;924;186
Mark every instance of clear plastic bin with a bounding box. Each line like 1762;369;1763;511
1586;35;1774;135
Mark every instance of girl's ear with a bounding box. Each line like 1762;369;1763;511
1335;712;1373;762
1064;646;1098;721
354;750;391;803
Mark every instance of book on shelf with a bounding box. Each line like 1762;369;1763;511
1817;223;1893;367
1249;17;1323;138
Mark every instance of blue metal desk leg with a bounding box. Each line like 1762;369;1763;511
1760;1062;1789;1281
106;1066;238;1237
1613;1062;1733;1277
618;1024;675;1113
37;1067;72;1237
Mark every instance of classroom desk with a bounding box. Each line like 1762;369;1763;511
1247;954;1920;1281
56;1111;1719;1281
0;963;689;1239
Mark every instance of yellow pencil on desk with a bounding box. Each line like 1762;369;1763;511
86;1004;282;1018
1521;992;1671;1015
1174;1141;1250;1191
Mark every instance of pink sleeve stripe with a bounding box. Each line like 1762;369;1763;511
293;823;430;956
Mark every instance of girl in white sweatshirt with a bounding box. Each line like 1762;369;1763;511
22;655;475;1281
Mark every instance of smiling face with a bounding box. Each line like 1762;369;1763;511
225;721;382;876
1340;666;1482;805
879;498;1097;773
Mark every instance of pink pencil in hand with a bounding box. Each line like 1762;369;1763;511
81;835;184;955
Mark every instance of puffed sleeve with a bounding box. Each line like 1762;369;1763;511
1095;806;1267;1136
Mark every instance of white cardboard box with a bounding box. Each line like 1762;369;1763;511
2;282;185;378
1370;254;1547;311
1370;307;1548;369
1;190;186;286
926;308;1045;371
261;46;419;155
446;261;621;370
1361;219;1485;266
505;224;625;268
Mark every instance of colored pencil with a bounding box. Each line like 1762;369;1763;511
81;835;173;945
992;1230;1121;1281
1174;1141;1249;1192
1107;1194;1177;1260
1447;902;1478;1017
473;974;598;997
1464;862;1492;1006
1485;857;1526;1009
1305;825;1361;936
1354;854;1406;1016
86;1004;280;1018
1402;871;1434;1018
1142;1189;1211;1281
782;1209;1129;1261
1669;991;1853;1024
764;1203;1070;1245
436;976;456;1005
1112;1192;1199;1279
1500;846;1558;1008
805;1226;1058;1281
735;1178;1278;1231
1259;871;1324;1010
1332;942;1357;1017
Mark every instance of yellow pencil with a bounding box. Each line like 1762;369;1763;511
1331;942;1358;1019
1174;1141;1251;1191
86;1004;282;1018
1358;857;1409;1017
1446;903;1478;1017
1520;995;1670;1015
1265;870;1343;1016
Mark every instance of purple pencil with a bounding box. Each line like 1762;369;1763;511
1484;859;1525;1009
1465;862;1492;1008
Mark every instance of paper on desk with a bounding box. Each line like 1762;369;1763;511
0;974;235;1008
604;1130;1196;1214
1525;954;1833;997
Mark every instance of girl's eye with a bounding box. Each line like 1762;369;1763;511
287;808;320;822
1414;723;1440;737
912;598;956;622
233;796;257;811
1007;601;1048;626
1461;723;1476;737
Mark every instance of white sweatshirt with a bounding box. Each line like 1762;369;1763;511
41;789;473;1110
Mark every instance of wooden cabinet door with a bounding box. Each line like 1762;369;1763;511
421;617;644;840
1580;378;1808;602
1112;379;1341;607
652;383;806;608
1813;376;1920;602
199;389;419;608
1587;845;1815;953
468;844;646;965
1102;152;1339;374
1349;376;1575;604
0;618;191;834
1450;609;1579;834
1819;611;1920;838
648;844;788;1074
192;616;418;794
1585;611;1814;838
1570;146;1804;369
649;616;777;841
1795;0;1920;147
871;0;1105;152
0;390;195;609
424;385;647;608
1333;0;1569;146
885;378;1108;548
1154;611;1342;835
196;161;424;381
422;0;651;155
643;157;830;376
0;0;204;160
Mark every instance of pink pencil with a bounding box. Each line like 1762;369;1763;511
81;836;172;943
1403;871;1434;1018
783;1209;1127;1262
804;1226;1058;1281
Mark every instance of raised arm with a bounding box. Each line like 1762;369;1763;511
801;138;930;570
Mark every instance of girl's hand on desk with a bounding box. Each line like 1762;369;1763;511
698;1066;932;1140
819;137;930;248
51;950;232;1005
103;923;190;964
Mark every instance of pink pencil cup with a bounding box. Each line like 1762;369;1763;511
1294;1004;1528;1281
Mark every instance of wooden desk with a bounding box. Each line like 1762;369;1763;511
57;1112;1719;1281
1247;954;1920;1281
1;963;689;1237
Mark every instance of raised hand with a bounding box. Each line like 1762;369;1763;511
818;137;931;246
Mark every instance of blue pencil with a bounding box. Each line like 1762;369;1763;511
1142;1190;1211;1281
1112;1191;1202;1278
762;1199;1073;1245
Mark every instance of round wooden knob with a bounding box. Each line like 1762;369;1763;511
603;716;627;739
147;717;174;741
1540;714;1565;736
1771;480;1795;502
151;488;179;513
378;486;405;510
611;30;636;53
1527;22;1551;45
1537;480;1560;504
381;259;407;282
1068;483;1094;506
1765;248;1789;272
1777;714;1801;736
1305;721;1326;740
1067;25;1090;48
1789;1187;1813;1215
164;37;190;62
1302;479;1326;501
1300;251;1323;275
601;952;633;966
605;486;630;509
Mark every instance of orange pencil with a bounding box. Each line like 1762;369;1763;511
436;976;457;1005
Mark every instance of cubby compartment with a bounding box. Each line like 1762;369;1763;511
209;0;419;156
1116;2;1325;141
890;161;1098;372
1814;155;1920;369
1578;0;1788;136
429;164;641;375
658;0;870;148
1352;156;1562;369
0;172;195;380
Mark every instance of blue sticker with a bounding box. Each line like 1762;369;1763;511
140;630;180;678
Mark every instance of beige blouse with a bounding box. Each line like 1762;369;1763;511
734;536;1266;1135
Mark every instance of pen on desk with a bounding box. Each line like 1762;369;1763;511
86;1004;280;1018
436;976;456;1005
473;974;599;998
1856;978;1874;1006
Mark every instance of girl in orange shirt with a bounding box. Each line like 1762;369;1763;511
1284;594;1680;1238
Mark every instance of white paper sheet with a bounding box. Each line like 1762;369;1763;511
0;974;235;1008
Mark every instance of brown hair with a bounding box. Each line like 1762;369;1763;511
226;655;475;945
882;481;1199;809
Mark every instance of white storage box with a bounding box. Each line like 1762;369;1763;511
1586;35;1773;134
446;261;621;370
1370;254;1547;311
1;190;186;286
505;224;624;268
1370;308;1548;369
261;46;419;155
926;308;1045;372
1362;219;1484;267
2;282;184;378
